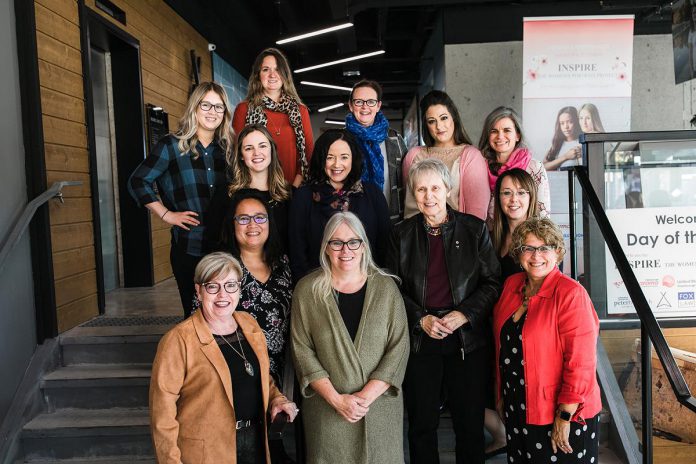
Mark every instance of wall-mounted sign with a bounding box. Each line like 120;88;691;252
146;104;169;154
606;206;696;319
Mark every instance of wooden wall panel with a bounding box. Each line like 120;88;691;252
35;0;217;332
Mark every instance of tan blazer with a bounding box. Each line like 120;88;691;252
150;310;285;463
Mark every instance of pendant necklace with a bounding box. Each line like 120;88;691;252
217;332;255;376
267;118;281;136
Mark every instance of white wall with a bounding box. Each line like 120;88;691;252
444;34;690;146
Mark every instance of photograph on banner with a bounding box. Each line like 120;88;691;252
524;97;631;171
605;206;696;319
672;0;696;85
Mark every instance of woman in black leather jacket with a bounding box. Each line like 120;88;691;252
387;158;501;464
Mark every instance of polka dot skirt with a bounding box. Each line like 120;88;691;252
499;313;599;463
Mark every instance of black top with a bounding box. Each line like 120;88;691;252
336;282;367;341
499;253;522;283
214;332;262;420
288;182;391;282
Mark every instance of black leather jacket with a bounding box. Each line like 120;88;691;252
387;210;501;354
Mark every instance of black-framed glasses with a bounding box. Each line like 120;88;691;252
351;99;379;107
199;101;226;113
202;281;239;294
518;245;556;255
327;239;363;251
234;214;268;225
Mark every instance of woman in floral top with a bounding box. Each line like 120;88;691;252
220;189;292;385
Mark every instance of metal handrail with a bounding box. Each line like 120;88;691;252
0;181;81;274
572;166;696;411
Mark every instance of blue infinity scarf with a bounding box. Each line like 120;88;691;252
345;112;390;190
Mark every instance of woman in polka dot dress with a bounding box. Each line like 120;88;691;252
493;218;602;463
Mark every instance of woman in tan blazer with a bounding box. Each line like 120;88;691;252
150;252;298;464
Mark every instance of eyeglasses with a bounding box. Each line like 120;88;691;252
500;189;529;199
327;239;364;251
202;281;239;294
351;99;379;107
234;214;268;225
199;101;226;113
518;245;556;255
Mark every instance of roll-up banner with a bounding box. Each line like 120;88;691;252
522;15;634;272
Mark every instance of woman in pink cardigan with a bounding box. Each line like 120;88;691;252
402;90;490;220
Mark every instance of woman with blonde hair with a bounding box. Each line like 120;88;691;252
233;48;314;187
291;212;409;463
578;103;605;133
129;81;234;317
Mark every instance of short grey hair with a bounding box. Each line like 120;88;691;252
408;158;452;193
194;252;242;284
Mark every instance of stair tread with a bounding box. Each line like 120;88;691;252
22;458;154;464
44;365;151;381
24;408;150;431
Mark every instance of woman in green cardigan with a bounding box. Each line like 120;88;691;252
291;212;409;463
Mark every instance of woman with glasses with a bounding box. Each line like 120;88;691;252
479;106;550;223
207;124;291;253
401;90;490;220
482;168;541;458
387;158;500;464
291;212;409;463
233;48;314;187
219;190;293;463
150;251;299;464
344;79;408;223
288;129;390;281
129;82;233;318
493;217;601;464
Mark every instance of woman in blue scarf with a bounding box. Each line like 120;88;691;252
344;80;408;223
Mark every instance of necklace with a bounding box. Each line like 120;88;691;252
216;332;255;376
267;118;281;136
423;212;450;236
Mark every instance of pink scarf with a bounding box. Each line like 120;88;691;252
487;147;532;191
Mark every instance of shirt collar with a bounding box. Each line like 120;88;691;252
514;266;563;299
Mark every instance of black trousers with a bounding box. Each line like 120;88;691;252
169;244;203;318
404;339;489;464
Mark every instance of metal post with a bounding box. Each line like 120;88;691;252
641;325;653;464
567;170;577;279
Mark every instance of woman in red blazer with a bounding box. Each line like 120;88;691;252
493;217;601;463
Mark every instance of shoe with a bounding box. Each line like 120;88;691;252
485;445;507;459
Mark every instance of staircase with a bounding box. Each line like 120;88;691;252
16;317;178;463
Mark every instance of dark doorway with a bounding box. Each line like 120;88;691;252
80;6;153;313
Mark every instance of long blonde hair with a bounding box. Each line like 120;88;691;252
311;212;397;304
245;48;303;106
227;124;290;202
175;82;234;159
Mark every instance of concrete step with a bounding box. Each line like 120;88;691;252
21;408;152;460
60;335;161;366
42;365;151;410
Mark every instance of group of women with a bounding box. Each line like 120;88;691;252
132;45;602;464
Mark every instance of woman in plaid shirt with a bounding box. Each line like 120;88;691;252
129;82;234;317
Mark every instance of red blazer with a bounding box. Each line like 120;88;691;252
493;267;601;425
232;101;314;183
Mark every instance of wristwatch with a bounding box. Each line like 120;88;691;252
557;410;572;422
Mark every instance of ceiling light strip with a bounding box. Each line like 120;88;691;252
324;119;346;125
301;81;353;92
317;103;345;113
276;23;353;45
295;50;385;73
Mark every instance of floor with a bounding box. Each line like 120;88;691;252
79;279;625;463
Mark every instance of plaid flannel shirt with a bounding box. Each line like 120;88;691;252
128;135;227;256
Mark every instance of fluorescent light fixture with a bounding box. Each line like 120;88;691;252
324;118;346;125
317;103;344;113
295;50;385;73
301;81;353;92
276;22;353;45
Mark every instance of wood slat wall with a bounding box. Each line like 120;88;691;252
35;0;213;332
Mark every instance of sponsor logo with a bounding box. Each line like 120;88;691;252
639;280;659;288
678;292;695;308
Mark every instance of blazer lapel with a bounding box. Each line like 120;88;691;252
193;311;234;408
